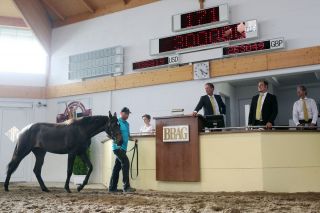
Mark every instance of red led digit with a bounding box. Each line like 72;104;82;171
186;13;192;27
209;8;218;23
197;31;208;46
174;35;184;50
257;42;265;50
185;33;196;48
180;6;220;29
198;10;206;25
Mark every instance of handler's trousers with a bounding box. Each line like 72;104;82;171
109;149;130;191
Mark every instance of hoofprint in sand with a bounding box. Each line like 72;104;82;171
0;183;320;213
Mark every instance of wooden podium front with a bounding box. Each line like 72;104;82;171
154;115;204;182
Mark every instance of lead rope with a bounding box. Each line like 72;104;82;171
101;138;138;179
128;142;138;179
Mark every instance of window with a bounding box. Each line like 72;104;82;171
0;27;47;74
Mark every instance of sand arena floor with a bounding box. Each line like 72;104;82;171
0;183;320;213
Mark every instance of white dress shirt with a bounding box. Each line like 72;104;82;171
208;95;220;115
140;125;154;133
292;97;318;125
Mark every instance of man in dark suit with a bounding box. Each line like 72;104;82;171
193;83;226;127
248;80;278;129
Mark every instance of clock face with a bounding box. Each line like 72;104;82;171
193;62;210;80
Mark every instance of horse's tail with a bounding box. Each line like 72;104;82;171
6;126;32;174
6;144;19;174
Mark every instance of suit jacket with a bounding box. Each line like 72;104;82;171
194;95;226;116
248;93;278;125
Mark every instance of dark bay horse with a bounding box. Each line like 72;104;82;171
4;111;122;193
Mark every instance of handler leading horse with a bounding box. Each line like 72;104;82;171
4;111;121;193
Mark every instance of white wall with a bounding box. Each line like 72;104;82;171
0;73;46;86
45;0;320;184
50;0;320;85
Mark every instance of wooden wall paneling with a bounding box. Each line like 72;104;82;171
211;58;237;77
236;54;268;74
267;46;320;70
211;54;268;77
317;46;320;64
115;65;193;90
46;77;116;98
0;85;45;99
82;77;116;94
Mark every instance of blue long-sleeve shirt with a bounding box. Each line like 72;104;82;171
112;118;129;151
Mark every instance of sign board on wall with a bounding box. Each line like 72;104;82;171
68;46;124;80
223;37;285;56
172;4;229;32
150;20;258;55
163;125;189;142
132;55;179;71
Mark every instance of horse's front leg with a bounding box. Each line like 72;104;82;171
64;153;76;193
77;152;93;192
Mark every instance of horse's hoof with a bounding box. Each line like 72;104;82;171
42;188;50;192
65;189;72;193
77;186;83;192
4;188;9;192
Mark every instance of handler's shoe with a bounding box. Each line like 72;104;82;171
108;188;122;193
123;187;136;193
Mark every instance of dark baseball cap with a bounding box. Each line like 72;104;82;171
121;107;131;114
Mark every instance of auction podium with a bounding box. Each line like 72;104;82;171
154;115;204;182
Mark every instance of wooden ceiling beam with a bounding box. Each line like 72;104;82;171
52;0;159;28
199;0;204;9
0;16;28;28
80;0;95;13
42;0;65;21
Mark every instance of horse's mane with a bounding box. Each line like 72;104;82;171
61;116;108;126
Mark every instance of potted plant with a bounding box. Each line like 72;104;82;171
73;148;90;185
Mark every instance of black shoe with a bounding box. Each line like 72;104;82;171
108;189;122;193
123;187;136;193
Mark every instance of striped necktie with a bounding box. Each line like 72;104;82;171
209;96;216;115
302;99;309;122
255;93;263;120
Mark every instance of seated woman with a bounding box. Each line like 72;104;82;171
140;114;154;134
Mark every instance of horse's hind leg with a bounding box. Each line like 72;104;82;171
32;149;48;192
4;147;31;191
77;152;93;192
64;153;76;193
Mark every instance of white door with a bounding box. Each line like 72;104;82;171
0;107;33;182
239;99;252;127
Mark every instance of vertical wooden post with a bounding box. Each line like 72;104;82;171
199;0;205;9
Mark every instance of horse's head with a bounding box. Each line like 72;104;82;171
106;111;122;143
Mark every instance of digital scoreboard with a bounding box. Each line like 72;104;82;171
150;20;258;55
172;4;229;32
223;38;284;56
133;55;179;71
